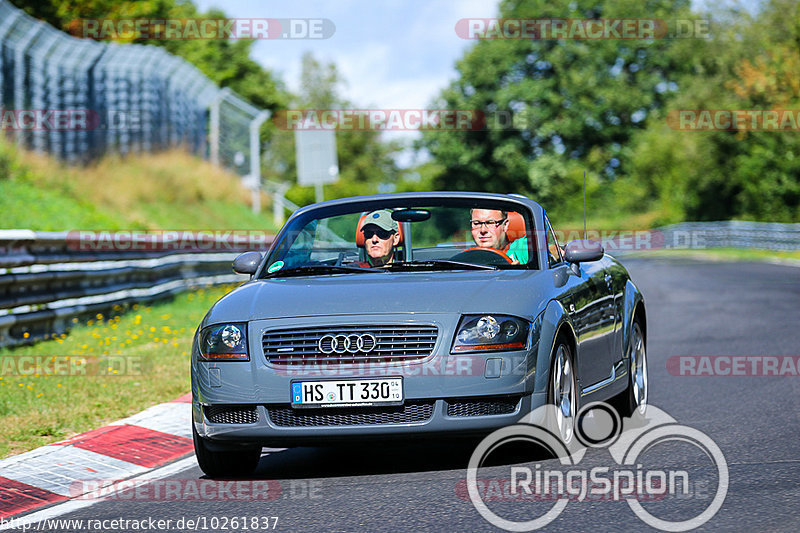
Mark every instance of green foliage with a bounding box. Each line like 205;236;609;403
626;0;800;222
421;0;696;210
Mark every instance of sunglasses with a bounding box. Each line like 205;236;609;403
362;228;395;240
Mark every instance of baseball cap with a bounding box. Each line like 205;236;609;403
362;209;398;233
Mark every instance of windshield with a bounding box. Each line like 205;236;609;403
261;198;539;278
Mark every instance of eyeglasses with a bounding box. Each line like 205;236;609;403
470;218;507;229
363;228;395;240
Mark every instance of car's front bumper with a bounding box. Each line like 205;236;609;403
193;391;547;448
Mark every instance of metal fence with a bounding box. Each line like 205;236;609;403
653;221;800;251
0;0;266;183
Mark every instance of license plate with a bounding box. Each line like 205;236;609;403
291;378;403;408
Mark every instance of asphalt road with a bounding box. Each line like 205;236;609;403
26;258;800;532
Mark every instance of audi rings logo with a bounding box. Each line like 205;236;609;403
318;333;378;354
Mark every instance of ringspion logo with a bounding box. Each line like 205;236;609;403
466;403;728;531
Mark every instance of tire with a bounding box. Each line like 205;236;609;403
618;319;648;419
192;425;261;478
546;339;578;446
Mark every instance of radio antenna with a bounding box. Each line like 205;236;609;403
583;170;587;240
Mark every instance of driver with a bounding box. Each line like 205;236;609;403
470;208;509;250
361;209;401;266
470;208;527;264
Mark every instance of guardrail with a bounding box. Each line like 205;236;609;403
0;230;274;348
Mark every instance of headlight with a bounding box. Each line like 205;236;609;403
199;323;248;361
452;315;531;353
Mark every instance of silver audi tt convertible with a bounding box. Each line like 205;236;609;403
191;192;647;477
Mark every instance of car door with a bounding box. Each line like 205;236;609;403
546;217;616;388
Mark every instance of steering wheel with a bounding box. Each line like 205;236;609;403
450;247;513;266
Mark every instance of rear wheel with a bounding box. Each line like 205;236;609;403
547;340;577;445
619;320;648;418
192;425;261;478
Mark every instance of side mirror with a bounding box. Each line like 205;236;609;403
232;251;262;275
564;239;604;264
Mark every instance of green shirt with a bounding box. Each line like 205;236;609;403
506;237;528;264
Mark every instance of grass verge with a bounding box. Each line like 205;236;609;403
0;140;279;232
0;284;235;459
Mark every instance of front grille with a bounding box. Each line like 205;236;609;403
446;397;520;417
267;401;435;427
262;325;438;366
204;404;259;424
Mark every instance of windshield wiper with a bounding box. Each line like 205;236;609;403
384;260;499;272
263;264;386;278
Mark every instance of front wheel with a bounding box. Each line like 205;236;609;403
192;425;261;478
547;340;578;446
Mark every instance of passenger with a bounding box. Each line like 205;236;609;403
470;208;528;264
361;209;401;266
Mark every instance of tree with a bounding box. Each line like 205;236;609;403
628;0;800;222
420;0;697;220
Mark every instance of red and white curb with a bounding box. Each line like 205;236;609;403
0;393;194;522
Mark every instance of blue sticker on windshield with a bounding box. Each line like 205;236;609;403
267;261;284;273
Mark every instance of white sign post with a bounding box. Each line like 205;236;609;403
295;129;339;203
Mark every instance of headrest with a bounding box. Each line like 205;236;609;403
355;212;404;247
506;211;526;243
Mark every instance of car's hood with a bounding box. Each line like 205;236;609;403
204;269;554;325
